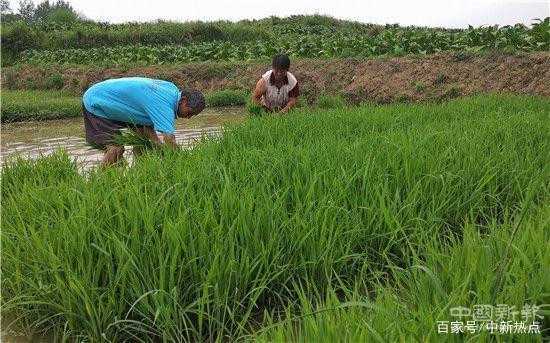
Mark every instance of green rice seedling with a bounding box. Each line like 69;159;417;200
245;99;267;116
1;94;549;341
315;94;347;109
1;90;81;122
112;128;157;150
205;89;247;107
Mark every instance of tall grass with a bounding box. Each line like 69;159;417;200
1;95;549;341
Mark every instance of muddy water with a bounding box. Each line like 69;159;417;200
1;107;246;170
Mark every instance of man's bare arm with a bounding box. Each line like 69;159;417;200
135;126;177;148
136;126;161;144
159;133;177;148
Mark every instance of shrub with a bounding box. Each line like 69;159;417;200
46;8;79;25
191;61;235;79
396;94;411;102
222;24;270;42
450;86;461;97
414;81;426;93
434;73;448;85
44;73;64;90
453;51;473;61
24;77;39;90
2;15;550;66
0;20;41;65
443;86;462;99
2;69;18;89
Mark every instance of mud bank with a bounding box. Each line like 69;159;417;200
3;52;549;104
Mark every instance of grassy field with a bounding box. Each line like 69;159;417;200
1;95;549;341
0;89;250;122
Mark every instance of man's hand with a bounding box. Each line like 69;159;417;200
159;133;177;148
135;126;177;148
137;126;161;145
279;97;298;114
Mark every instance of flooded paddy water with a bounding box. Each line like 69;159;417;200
1;107;246;170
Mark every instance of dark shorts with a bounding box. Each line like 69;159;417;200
83;104;134;150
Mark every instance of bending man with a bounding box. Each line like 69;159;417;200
82;77;205;166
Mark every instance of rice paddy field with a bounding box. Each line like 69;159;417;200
2;94;549;341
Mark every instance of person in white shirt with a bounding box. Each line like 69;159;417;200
252;54;300;114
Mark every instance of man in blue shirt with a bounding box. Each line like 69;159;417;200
82;77;205;166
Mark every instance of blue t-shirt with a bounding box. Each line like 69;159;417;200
83;77;181;134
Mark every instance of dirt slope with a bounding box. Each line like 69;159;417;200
3;52;549;103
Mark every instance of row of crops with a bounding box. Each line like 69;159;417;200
5;16;550;66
